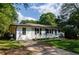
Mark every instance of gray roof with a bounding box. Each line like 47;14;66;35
10;23;53;28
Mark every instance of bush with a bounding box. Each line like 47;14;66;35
3;32;15;40
63;25;78;39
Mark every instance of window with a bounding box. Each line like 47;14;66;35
52;29;53;34
22;28;26;35
50;29;52;34
35;28;41;35
58;29;60;32
45;29;49;35
35;28;38;35
55;29;57;35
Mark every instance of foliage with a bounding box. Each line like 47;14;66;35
63;25;78;39
20;12;57;28
68;11;79;35
39;12;57;27
20;19;39;24
60;3;79;20
0;3;28;34
58;3;79;39
44;39;79;54
69;11;79;28
0;4;18;33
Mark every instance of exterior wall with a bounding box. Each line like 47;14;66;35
16;26;61;40
16;26;33;40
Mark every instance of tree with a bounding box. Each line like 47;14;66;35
0;4;18;33
58;3;79;39
39;12;57;27
69;11;79;28
20;19;39;24
60;3;79;20
68;11;79;35
0;3;29;34
62;25;78;39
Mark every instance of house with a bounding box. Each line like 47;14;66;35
9;23;63;40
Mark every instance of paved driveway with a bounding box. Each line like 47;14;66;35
0;40;77;55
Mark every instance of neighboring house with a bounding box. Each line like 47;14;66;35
9;23;63;40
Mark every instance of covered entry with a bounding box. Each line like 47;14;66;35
9;25;17;39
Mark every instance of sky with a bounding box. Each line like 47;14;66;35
16;3;62;22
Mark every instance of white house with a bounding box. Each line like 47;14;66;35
9;23;63;40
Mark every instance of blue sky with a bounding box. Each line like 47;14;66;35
16;3;62;22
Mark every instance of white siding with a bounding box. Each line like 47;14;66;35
16;26;33;40
16;26;61;40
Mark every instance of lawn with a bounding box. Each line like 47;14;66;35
43;38;79;54
0;40;22;49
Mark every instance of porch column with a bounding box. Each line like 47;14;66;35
53;30;55;35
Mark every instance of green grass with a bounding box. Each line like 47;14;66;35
43;38;79;54
0;40;22;49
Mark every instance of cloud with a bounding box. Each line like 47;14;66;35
17;11;36;22
16;3;62;23
30;3;62;16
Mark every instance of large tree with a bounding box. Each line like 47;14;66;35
60;3;79;20
39;12;57;27
0;3;28;34
0;4;18;33
59;3;79;39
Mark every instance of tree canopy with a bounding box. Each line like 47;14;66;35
39;12;57;27
60;3;79;20
20;19;39;24
58;3;79;39
20;12;57;28
0;3;28;34
0;4;18;33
